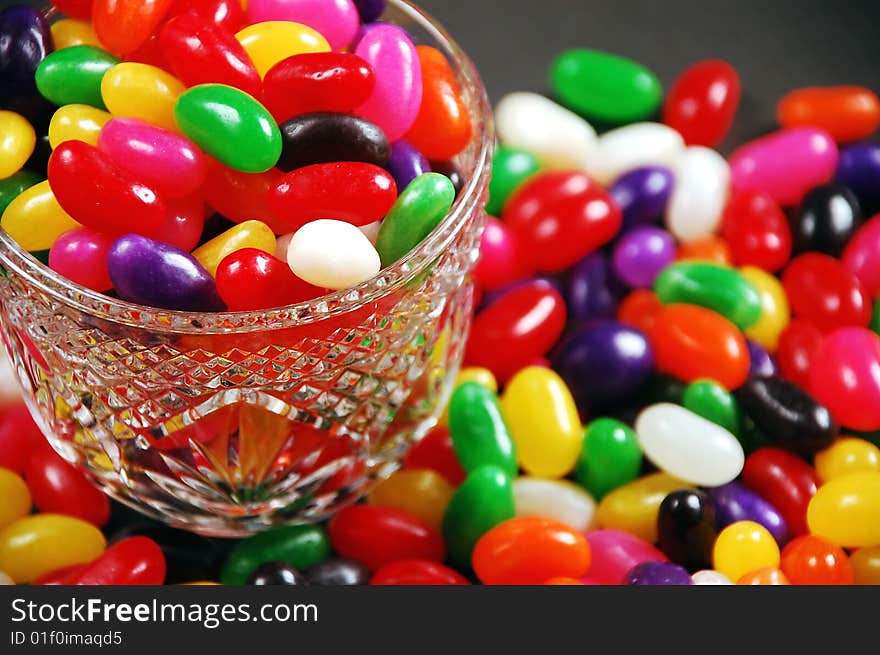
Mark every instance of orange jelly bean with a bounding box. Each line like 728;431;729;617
617;289;664;334
777;86;880;144
93;0;176;55
780;534;854;585
676;235;733;266
737;567;791;585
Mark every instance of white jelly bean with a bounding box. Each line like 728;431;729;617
287;219;380;290
666;146;731;242
589;122;685;186
495;92;597;170
0;569;13;585
512;477;596;532
275;232;293;260
635;403;744;487
691;569;733;585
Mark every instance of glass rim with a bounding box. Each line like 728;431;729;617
0;0;494;335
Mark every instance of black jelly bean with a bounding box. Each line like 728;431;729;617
792;183;862;257
247;561;308;586
657;488;717;572
278;112;390;172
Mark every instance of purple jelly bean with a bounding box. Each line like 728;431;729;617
0;6;53;112
552;320;654;411
108;235;225;312
836;141;880;215
565;251;620;322
747;340;778;378
386;139;430;191
612;226;676;288
707;481;789;546
626;561;693;586
353;0;386;22
610;166;674;230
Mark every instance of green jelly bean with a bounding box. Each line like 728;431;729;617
441;465;514;570
550;48;662;125
683;379;742;436
35;45;118;109
871;297;880;335
654;262;762;329
448;381;517;477
220;524;330;585
575;418;642;500
376;172;455;267
486;146;541;216
174;84;281;174
0;171;43;216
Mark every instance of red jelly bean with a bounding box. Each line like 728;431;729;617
51;0;92;19
25;448;110;527
648;303;750;390
662;59;741;148
70;537;166;585
464;279;567;383
124;34;175;74
169;0;243;33
155;195;206;252
202;161;286;231
48;227;115;292
93;0;176;55
780;534;854;585
0;405;45;474
472;517;591;585
776;319;824;389
328;505;445;571
370;560;470;585
742;447;818;536
721;189;792;273
782;253;870;332
216;248;324;310
263;52;375;124
269;162;397;232
159;11;261;99
842;213;880;299
472;217;534;292
402;426;466;487
503;171;622;273
48;141;167;237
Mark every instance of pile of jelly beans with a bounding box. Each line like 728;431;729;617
0;0;471;311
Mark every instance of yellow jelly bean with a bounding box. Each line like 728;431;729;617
1;180;81;251
807;471;880;547
192;219;276;277
101;62;185;132
0;514;106;583
713;520;780;582
368;468;454;530
740;266;790;352
0;111;36;179
0;468;31;530
50;18;102;49
455;367;498;394
235;22;330;78
814;437;880;482
596;471;691;543
500;367;583;478
850;546;880;585
48;104;112;149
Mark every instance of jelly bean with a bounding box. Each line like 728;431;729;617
729;127;838;206
93;0;175;55
50;18;101;49
648;304;751;390
108;234;225;311
721;190;792;274
551;49;661;125
221;523;330;584
216;248;323;310
626;561;692;585
0;111;35;179
596;472;690;544
776;319;823;388
807;472;880;548
192;219;275;276
654;263;760;330
168;0;244;33
503;171;622;273
636;403;744;486
1;180;81;251
713;520;780;582
850;546;880;584
48;140;167;236
742;447;818;536
278;112;390;172
737;567;790;585
575;418;642;500
512;477;596;532
585;529;669;585
473;517;590;585
777;86;880;143
842;213;880;299
683;380;741;436
454;367;498;394
101;62;186;132
202;161;282;228
666;146;730;242
48;104;111;149
617;288;663;333
739;267;789;352
657;489;717;571
745;341;776;378
371;559;469;586
353;0;385;22
676;235;733;266
247;561;306;585
159;12;261;99
305;558;371;585
612;227;675;288
156;194;206;251
0;406;43;475
589;122;685;187
69;536;166;585
36;45;118;110
385;139;430;193
0;468;30;530
691;569;733;585
707;481;789;546
472;217;532;292
552;321;654;411
780;534;853;585
367;469;453;531
52;0;93;20
836;142;880;216
609;166;674;230
286;219;380;289
662;60;740;148
0;170;41;216
448;382;516;477
175;84;281;173
486;146;541;217
494;92;597;170
0;514;106;583
783;253;870;332
0;7;53;110
793;183;862;257
48;228;115;292
403;427;466;487
565;252;621;322
442;465;515;570
815;437;880;482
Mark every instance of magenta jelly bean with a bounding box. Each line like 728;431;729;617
246;0;360;51
729;127;839;206
843;213;880;299
472;217;533;292
612;226;676;288
48;227;115;292
355;24;423;143
97;117;208;200
585;529;669;585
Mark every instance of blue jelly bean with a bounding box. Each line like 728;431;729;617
612;226;676;288
0;6;53;113
707;481;789;546
836;142;880;216
626;561;693;585
386;139;430;192
609;166;674;230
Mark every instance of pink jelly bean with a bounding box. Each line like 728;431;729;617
472;217;533;292
48;227;115;292
842;213;880;299
584;529;669;585
728;127;838;206
97;118;208;200
246;0;359;51
355;24;423;143
155;195;206;252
